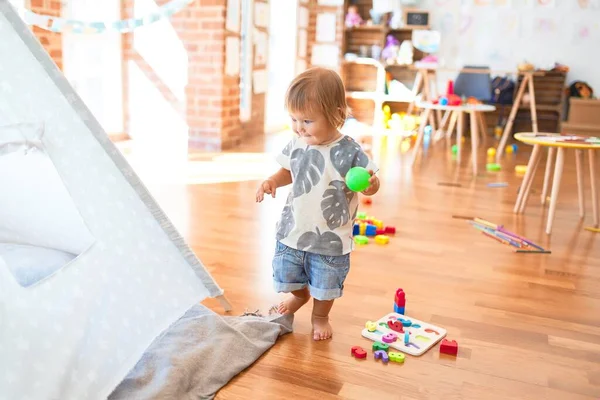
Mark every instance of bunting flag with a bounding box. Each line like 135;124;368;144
16;0;194;34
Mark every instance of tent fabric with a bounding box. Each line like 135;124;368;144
109;305;293;400
0;2;229;399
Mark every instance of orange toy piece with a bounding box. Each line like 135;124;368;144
362;197;372;205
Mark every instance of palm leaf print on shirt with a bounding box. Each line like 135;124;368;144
321;180;354;230
330;138;369;177
276;193;295;240
291;147;325;198
297;227;343;255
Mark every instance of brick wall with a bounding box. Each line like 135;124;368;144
122;0;269;151
298;0;344;73
29;0;63;70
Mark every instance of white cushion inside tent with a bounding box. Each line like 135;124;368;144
0;123;96;287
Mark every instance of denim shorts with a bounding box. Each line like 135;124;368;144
272;241;351;301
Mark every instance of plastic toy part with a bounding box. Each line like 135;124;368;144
366;224;377;236
394;288;406;307
362;197;372;205
382;333;398;343
376;228;386;235
451;144;458;154
375;235;389;244
352;224;360;236
372;342;389;352
354;235;369;245
374;350;389;364
487;147;496;157
424;125;433;135
357;212;367;220
385;226;396;234
394;305;405;314
486;163;501;171
365;321;377;332
404;331;410;345
515;165;527;174
346;167;371;192
388;352;405;363
387;320;404;333
351;346;367;359
440;339;458;356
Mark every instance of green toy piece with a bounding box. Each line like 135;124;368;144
356;211;368;220
346;167;371;192
372;342;389;352
451;144;458;154
354;235;369;245
486;163;501;171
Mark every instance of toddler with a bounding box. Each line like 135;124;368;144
256;67;380;340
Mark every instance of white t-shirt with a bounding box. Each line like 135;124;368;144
275;134;378;256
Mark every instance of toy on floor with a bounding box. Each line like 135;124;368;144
351;346;367;359
394;288;405;314
346;167;371;192
440;339;458;356
466;217;550;254
352;212;396;246
345;5;363;27
361;312;447;356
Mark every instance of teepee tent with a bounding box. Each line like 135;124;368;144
0;2;273;398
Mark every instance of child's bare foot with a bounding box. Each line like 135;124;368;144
277;288;310;315
311;315;333;341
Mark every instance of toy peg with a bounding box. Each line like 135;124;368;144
388;352;405;363
374;350;389;364
351;346;367;359
365;321;377;332
372;342;389;352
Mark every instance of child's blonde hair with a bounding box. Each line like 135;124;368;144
285;67;348;128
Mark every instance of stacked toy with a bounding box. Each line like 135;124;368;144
394;288;405;314
352;211;396;245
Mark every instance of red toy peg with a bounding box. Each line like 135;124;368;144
394;288;405;307
351;346;367;359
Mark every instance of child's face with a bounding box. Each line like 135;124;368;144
289;109;339;146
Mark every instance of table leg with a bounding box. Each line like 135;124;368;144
470;111;479;176
497;74;529;162
514;144;541;213
541;147;555;206
528;74;538;134
590;149;599;227
519;149;543;214
446;111;457;147
411;108;431;166
478;111;487;147
456;111;464;164
575;149;585;218
407;71;423;116
546;148;565;234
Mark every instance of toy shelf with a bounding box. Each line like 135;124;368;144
342;1;428;127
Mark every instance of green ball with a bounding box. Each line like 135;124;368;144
346;167;371;192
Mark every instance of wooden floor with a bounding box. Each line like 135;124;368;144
126;131;600;400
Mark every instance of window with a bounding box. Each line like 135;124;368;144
239;0;253;122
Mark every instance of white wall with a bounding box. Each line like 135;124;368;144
421;0;600;92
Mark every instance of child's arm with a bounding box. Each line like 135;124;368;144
256;168;292;202
361;170;380;196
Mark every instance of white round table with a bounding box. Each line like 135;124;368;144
412;101;496;176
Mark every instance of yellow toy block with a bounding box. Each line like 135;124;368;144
359;223;367;236
375;235;389;245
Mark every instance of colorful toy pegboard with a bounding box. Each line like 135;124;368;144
361;312;447;356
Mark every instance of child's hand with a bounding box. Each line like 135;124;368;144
256;178;277;202
361;170;380;196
